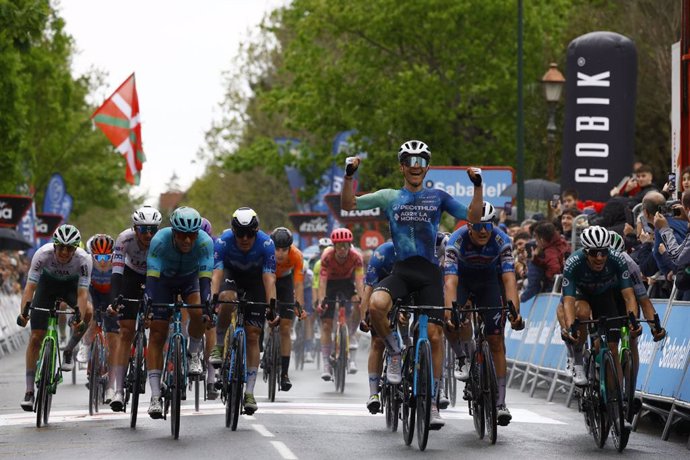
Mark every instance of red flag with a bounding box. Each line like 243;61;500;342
92;73;145;185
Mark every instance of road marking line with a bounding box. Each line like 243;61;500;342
252;423;274;437
270;441;297;459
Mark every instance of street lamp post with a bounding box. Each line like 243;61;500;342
541;63;565;181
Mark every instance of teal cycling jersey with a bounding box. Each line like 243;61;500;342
146;227;214;279
562;248;633;297
355;188;468;264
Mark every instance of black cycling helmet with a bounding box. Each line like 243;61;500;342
271;227;293;249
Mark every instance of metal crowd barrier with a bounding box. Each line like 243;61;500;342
506;285;690;444
0;293;28;357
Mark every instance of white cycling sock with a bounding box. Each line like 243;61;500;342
368;373;380;396
113;365;125;392
497;376;506;406
246;367;258;393
188;336;202;354
148;370;161;398
384;333;401;355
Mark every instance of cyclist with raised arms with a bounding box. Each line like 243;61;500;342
17;225;93;410
341;139;484;429
316;227;364;380
82;234;123;410
211;207;276;415
443;202;524;426
360;240;395;413
107;205;162;410
145;207;214;419
561;226;640;395
271;226;306;391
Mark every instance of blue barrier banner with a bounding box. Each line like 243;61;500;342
640;302;690;398
676;359;690;404
541;316;567;370
636;298;672;392
525;294;559;366
513;294;553;363
43;173;66;215
505;295;535;360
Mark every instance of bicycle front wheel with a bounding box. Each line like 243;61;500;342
604;350;628;452
336;325;348;393
444;339;457;407
229;332;245;431
130;330;146;428
471;352;485;439
170;336;183;439
402;347;416;446
416;340;433;451
90;336;105;415
269;328;280;402
482;341;498;444
620;348;636;424
36;340;54;428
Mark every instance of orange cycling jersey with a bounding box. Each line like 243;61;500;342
276;245;304;284
320;247;363;281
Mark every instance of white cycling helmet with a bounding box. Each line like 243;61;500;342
480;202;496;222
609;230;625;252
580;225;610;250
53;224;81;247
131;205;162;226
398;140;431;163
318;237;333;250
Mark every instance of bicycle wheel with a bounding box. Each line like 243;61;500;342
481;341;498;444
586;352;608;448
229;332;245;431
471;352;485;439
620;348;636;423
268;329;279;402
444;341;457;408
36;340;53;428
336;325;348;393
402;347;416;446
390;384;400;432
223;339;234;428
294;320;304;371
604;351;628;452
416;340;433;451
130;330;146;428
170;336;183;439
88;336;103;415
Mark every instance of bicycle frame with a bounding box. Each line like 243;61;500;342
36;313;63;393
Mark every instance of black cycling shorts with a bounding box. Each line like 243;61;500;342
578;288;627;343
90;287;119;333
118;266;146;321
322;279;356;320
455;269;506;336
222;269;267;329
149;272;200;321
30;273;78;331
276;275;296;321
374;256;445;325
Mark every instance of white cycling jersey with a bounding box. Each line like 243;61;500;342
27;244;92;288
112;228;148;276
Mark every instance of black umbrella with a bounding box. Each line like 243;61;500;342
500;179;560;201
0;227;33;250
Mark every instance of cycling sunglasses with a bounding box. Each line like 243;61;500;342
173;230;198;239
93;254;112;263
54;243;77;252
401;156;428;168
135;225;158;234
471;222;494;232
234;228;257;239
586;248;609;258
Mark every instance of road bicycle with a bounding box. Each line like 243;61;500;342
148;297;210;439
293;317;306;371
321;296;360;393
214;292;274;431
571;315;630;452
380;332;402;432
22;300;81;427
457;298;519;445
263;301;301;402
113;296;148;428
443;336;457;408
623;311;662;423
390;299;458;451
87;307;109;415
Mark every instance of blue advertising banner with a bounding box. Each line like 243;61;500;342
636;298;672;392
640;303;690;398
675;359;690;403
59;193;73;222
424;167;514;209
513;294;553;363
43;173;66;215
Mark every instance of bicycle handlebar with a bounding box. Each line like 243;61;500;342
451;300;519;326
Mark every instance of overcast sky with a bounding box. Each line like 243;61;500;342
58;0;286;205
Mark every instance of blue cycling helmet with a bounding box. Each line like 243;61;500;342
170;206;202;233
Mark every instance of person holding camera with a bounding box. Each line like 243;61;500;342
654;190;690;299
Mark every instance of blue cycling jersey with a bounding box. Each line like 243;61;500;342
356;188;468;264
213;229;276;276
365;241;395;286
146;227;214;279
443;226;514;276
